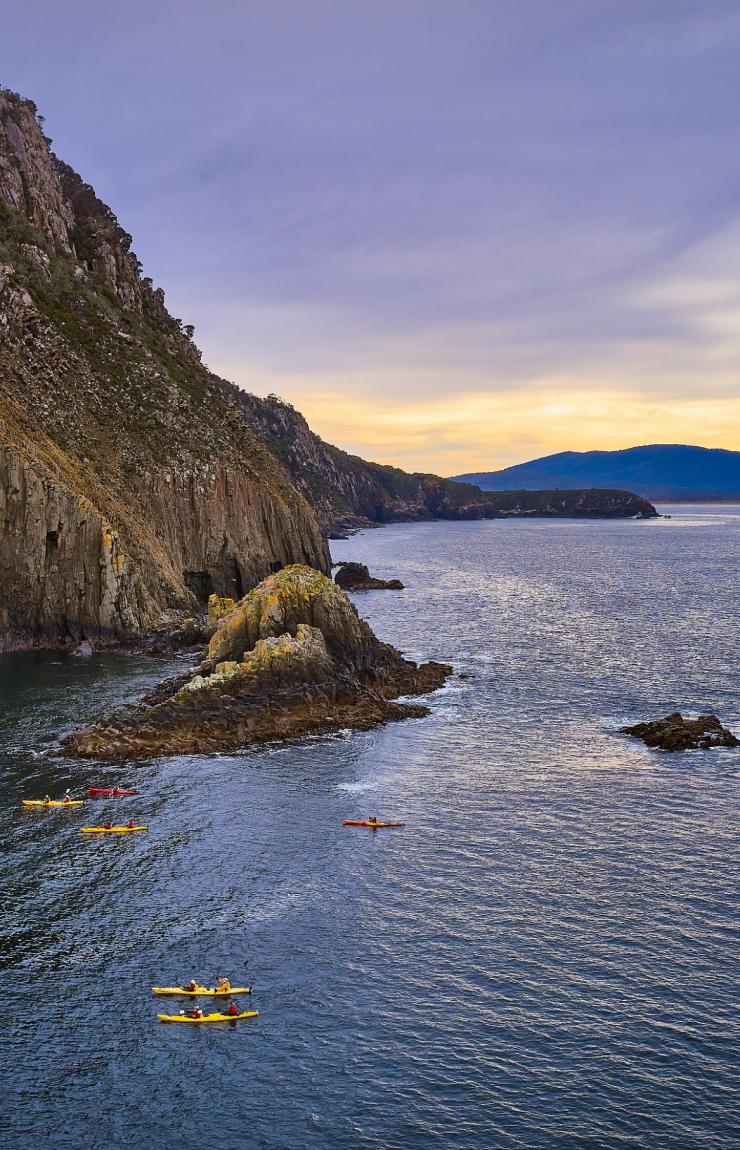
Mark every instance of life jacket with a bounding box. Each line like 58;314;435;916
186;981;197;991
227;1004;238;1016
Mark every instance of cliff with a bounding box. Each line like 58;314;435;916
0;89;328;650
234;393;658;534
65;565;452;759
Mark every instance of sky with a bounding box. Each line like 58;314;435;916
2;0;740;474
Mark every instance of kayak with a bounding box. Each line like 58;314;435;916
152;986;252;997
157;1010;258;1024
81;825;148;834
343;820;406;828
88;787;139;797
22;800;84;808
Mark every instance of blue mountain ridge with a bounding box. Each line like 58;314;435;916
452;444;740;501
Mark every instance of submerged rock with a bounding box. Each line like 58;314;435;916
334;562;404;591
65;565;451;760
621;712;739;751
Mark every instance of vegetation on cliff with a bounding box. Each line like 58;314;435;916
0;88;328;649
65;565;452;759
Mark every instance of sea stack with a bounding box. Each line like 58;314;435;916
65;565;451;759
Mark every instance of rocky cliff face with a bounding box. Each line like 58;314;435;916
0;89;328;649
234;392;658;534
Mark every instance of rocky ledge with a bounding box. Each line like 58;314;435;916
621;712;739;751
334;562;404;591
65;565;450;760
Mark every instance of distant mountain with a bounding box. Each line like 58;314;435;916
453;445;740;501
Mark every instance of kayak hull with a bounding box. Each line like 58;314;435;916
152;987;252;997
81;825;147;834
157;1011;258;1023
22;800;83;808
88;788;139;797
343;820;405;828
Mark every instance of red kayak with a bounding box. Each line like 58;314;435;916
343;820;406;829
87;787;139;797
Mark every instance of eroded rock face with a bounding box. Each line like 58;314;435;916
621;712;739;751
334;562;404;591
65;566;452;759
0;90;329;649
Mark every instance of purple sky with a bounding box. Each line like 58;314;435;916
3;1;740;470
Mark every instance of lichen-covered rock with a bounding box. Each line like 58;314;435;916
334;562;404;591
621;712;739;752
208;594;236;628
65;566;451;759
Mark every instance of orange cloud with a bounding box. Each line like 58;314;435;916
285;387;740;474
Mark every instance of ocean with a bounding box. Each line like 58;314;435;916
2;504;738;1149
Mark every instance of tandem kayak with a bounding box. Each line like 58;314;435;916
343;820;406;828
22;800;84;808
87;787;139;797
81;825;147;834
157;1010;258;1024
152;986;253;997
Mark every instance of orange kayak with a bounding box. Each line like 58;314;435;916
343;820;406;828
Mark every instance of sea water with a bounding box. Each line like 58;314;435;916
2;505;738;1149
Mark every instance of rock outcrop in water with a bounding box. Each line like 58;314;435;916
65;565;451;759
621;712;739;751
334;562;404;591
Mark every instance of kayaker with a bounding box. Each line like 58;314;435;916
185;979;198;992
62;789;72;804
368;816;379;825
225;1001;240;1017
189;1006;203;1019
112;786;121;795
103;822;113;830
43;794;52;805
126;820;135;829
216;976;231;992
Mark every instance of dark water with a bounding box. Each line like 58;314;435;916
2;505;738;1150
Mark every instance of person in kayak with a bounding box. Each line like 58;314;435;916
43;795;52;805
185;979;198;992
368;816;379;825
62;789;72;804
188;1006;204;1019
112;786;122;795
225;1001;240;1017
103;822;113;830
215;976;231;992
126;820;135;829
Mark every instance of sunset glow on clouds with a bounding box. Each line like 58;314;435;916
4;0;740;473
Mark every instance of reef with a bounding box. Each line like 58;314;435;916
334;562;404;591
621;712;739;751
64;565;451;760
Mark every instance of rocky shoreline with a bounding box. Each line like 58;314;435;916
64;565;451;760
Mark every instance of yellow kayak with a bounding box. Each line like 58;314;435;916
81;825;148;834
22;800;84;808
157;1010;258;1024
152;986;252;997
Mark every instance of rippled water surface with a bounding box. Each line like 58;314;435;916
2;505;739;1149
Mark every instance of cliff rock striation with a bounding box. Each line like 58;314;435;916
65;565;451;759
0;89;328;649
